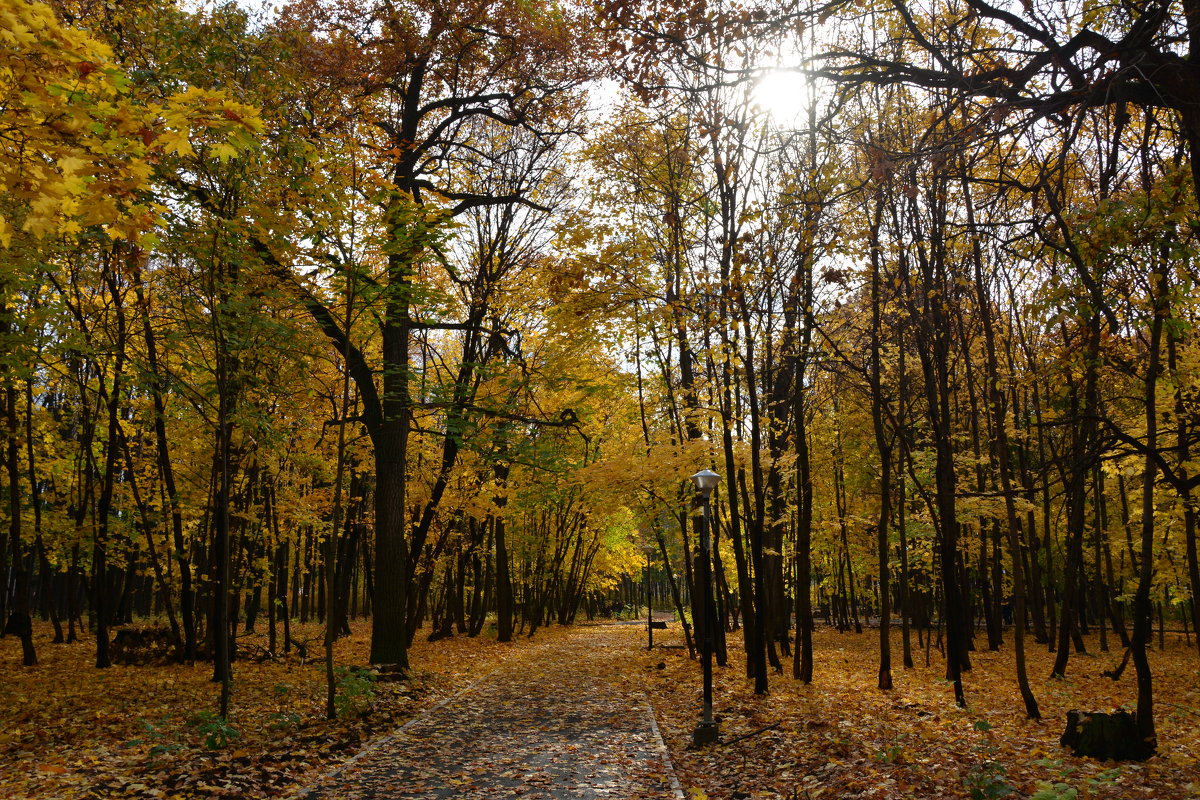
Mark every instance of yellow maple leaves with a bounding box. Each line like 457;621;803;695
1;0;120;243
0;0;263;246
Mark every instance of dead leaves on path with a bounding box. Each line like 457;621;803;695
304;627;679;799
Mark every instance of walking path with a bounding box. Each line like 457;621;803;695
297;625;686;800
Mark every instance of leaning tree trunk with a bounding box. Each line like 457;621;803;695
1051;315;1100;678
1129;263;1167;757
903;167;969;705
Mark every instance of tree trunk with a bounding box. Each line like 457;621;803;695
3;333;36;667
132;259;197;662
1129;264;1166;756
963;179;1040;719
866;201;894;690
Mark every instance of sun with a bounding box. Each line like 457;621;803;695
752;69;811;126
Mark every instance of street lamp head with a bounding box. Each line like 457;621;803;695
690;468;721;497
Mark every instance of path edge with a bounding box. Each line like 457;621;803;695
643;692;687;800
287;668;498;800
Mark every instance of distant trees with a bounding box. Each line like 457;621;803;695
810;0;1200;753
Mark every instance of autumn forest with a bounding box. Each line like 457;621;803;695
3;0;1200;796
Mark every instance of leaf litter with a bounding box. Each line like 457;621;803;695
634;625;1200;800
2;620;1200;799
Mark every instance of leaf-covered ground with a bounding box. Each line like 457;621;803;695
637;625;1200;800
2;620;1199;799
0;621;541;799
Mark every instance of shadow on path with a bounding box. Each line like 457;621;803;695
298;626;684;800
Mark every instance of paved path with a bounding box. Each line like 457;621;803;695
298;626;685;800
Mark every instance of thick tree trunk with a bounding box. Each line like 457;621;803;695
366;215;415;669
4;363;35;667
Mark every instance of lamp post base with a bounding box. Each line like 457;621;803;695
692;721;720;747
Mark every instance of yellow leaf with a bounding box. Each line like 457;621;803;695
211;141;238;162
57;154;88;175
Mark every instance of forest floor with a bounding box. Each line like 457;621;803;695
1;618;1198;799
647;624;1200;800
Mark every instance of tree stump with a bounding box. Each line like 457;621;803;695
1060;710;1154;761
110;627;175;666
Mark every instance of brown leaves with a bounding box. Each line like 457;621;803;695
865;144;898;183
5;621;1200;799
637;626;1200;800
0;621;506;799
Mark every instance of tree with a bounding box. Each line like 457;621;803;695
816;0;1200;203
259;0;593;670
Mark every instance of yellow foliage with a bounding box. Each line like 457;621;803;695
0;0;261;245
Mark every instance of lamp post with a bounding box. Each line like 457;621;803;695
690;468;721;746
643;543;656;650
